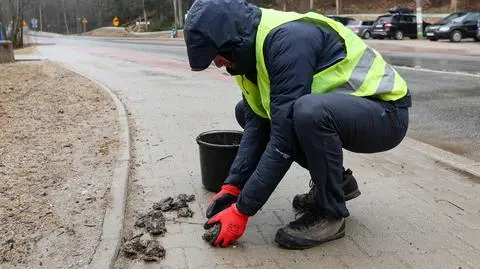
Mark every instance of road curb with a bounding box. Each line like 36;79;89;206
55;63;132;269
86;77;131;269
403;137;480;179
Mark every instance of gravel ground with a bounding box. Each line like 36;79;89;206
0;61;119;268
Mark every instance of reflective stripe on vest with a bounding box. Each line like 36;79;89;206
236;8;408;119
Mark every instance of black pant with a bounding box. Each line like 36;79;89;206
235;93;409;217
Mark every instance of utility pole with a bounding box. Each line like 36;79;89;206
416;0;423;39
335;0;340;15
309;0;314;11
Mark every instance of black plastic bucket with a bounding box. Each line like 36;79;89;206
196;130;243;192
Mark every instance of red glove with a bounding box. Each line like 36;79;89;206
205;203;248;247
206;184;240;219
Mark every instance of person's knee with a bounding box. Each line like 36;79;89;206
235;100;246;128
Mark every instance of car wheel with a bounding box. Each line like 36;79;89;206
429;38;439;41
363;31;371;39
395;31;404;40
450;30;462;42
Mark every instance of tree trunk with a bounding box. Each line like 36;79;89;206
19;2;23;48
450;0;457;11
39;1;43;32
177;0;183;28
10;0;23;48
172;0;179;27
309;0;314;10
43;0;48;31
0;41;15;63
62;0;69;34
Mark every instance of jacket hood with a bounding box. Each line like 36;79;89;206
184;0;261;77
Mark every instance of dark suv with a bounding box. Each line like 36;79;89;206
372;9;427;40
425;12;480;42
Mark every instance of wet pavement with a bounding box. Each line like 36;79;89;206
399;68;480;159
383;52;480;75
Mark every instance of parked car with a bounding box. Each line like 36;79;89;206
327;15;356;26
477;19;480;40
371;9;429;40
346;20;374;39
424;12;480;42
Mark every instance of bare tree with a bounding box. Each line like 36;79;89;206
171;0;185;28
62;0;69;34
177;0;183;28
1;0;24;47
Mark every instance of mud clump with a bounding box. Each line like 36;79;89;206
177;193;195;203
177;207;194;218
153;197;174;212
202;223;221;243
122;233;166;262
154;193;195;212
143;240;165;261
135;210;166;236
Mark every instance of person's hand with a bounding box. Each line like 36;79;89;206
205;184;240;219
204;204;248;247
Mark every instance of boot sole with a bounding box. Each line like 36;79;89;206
274;222;346;250
345;189;361;201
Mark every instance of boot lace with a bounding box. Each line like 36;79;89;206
289;209;324;230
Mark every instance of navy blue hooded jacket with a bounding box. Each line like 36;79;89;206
185;0;410;216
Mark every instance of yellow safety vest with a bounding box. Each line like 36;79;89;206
235;8;408;119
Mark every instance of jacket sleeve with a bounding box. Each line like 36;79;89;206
236;24;317;216
224;95;270;188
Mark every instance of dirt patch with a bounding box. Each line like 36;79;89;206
0;61;119;268
83;27;130;37
13;46;38;55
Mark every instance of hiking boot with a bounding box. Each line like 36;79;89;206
292;168;361;212
275;209;345;249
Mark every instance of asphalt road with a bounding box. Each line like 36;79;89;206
33;35;480;161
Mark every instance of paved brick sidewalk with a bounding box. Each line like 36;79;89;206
127;143;479;269
36;44;480;269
